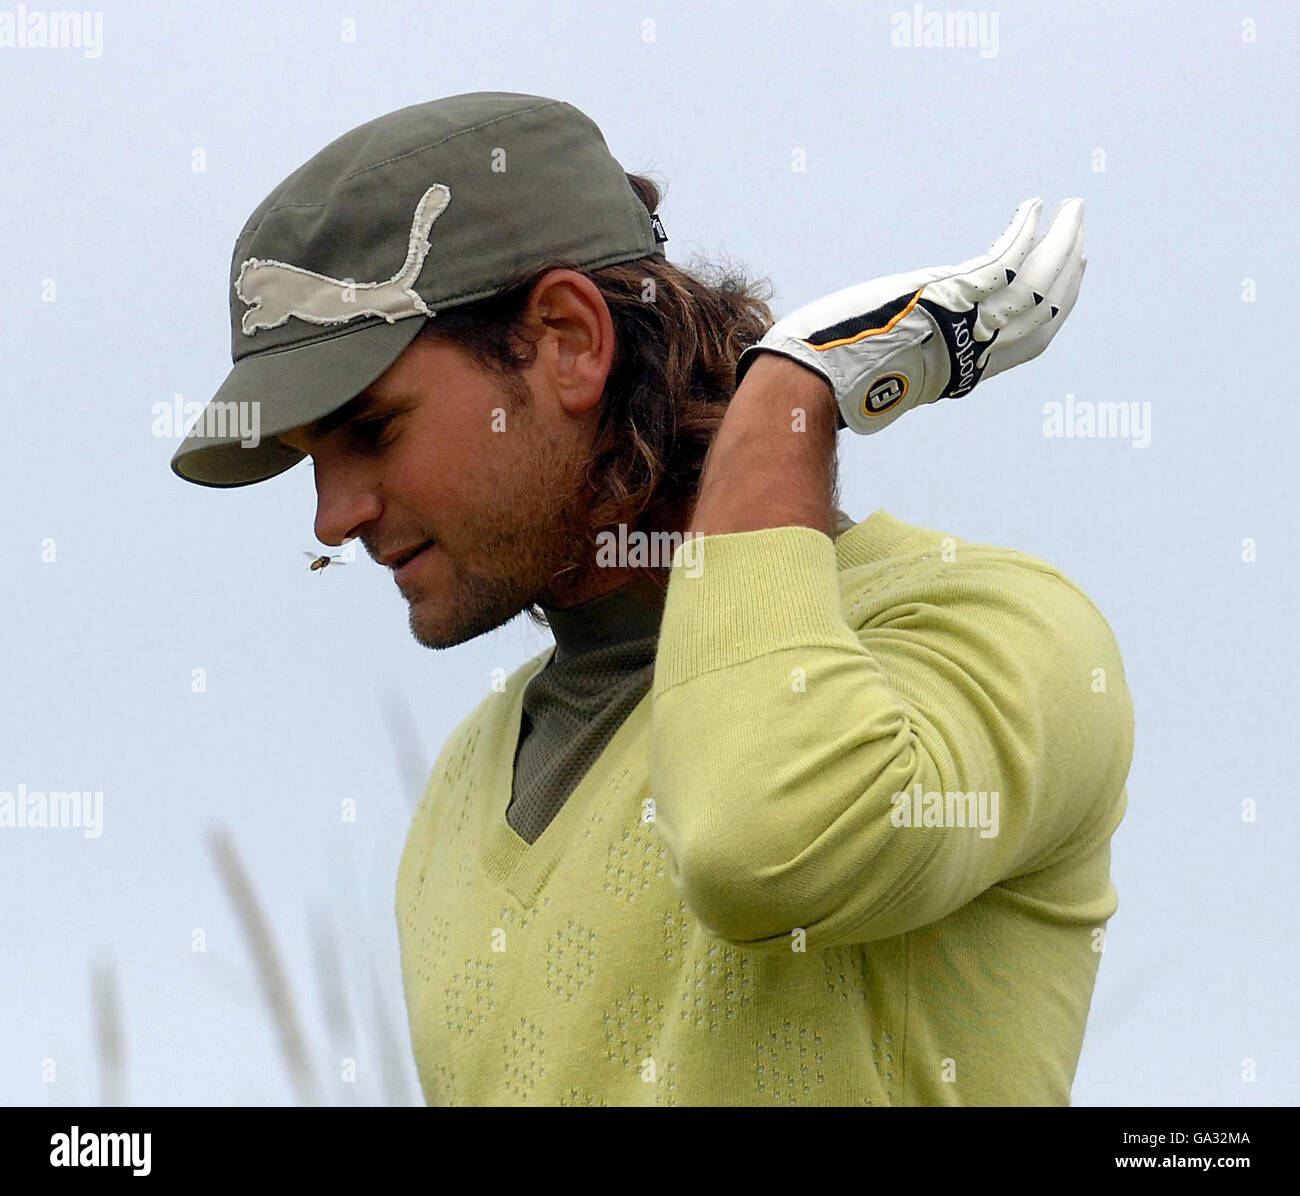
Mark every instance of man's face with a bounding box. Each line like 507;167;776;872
277;278;616;648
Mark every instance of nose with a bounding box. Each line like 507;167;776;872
310;453;383;548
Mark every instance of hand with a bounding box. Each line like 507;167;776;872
735;197;1087;435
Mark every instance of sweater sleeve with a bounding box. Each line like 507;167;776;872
647;524;1134;953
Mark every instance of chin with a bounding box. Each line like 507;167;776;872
407;604;471;651
407;590;532;651
409;626;463;651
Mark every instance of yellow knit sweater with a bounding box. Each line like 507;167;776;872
396;510;1134;1105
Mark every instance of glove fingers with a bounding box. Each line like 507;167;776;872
1006;224;1085;342
948;197;1044;288
983;253;1086;377
925;198;1045;328
977;202;1084;348
955;197;1043;274
1009;198;1085;303
973;277;1040;341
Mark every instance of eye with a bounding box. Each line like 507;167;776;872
351;413;399;453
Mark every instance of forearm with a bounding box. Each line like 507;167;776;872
686;352;840;539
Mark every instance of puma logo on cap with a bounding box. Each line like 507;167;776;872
234;184;451;335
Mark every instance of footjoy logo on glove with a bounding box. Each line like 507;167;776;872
864;374;907;416
919;299;991;399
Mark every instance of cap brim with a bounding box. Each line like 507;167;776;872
170;315;429;488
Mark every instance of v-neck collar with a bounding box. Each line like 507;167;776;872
480;645;653;907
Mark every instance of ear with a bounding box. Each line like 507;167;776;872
525;268;615;418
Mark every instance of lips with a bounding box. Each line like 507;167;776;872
391;542;431;568
393;541;437;581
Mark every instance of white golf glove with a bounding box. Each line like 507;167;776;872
736;197;1087;434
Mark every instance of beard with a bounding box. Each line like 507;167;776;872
399;423;600;651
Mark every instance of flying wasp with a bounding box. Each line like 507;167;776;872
304;550;348;574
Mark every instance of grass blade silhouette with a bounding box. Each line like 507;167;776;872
91;960;124;1107
207;826;320;1106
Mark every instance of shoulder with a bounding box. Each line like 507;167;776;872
842;513;1126;662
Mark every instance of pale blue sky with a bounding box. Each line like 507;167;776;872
2;0;1296;1106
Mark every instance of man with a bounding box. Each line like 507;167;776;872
171;92;1133;1106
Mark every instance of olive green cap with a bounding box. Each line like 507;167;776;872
171;92;665;487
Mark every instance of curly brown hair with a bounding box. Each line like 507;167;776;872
417;173;781;619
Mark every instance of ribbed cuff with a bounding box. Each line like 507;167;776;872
652;526;864;696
